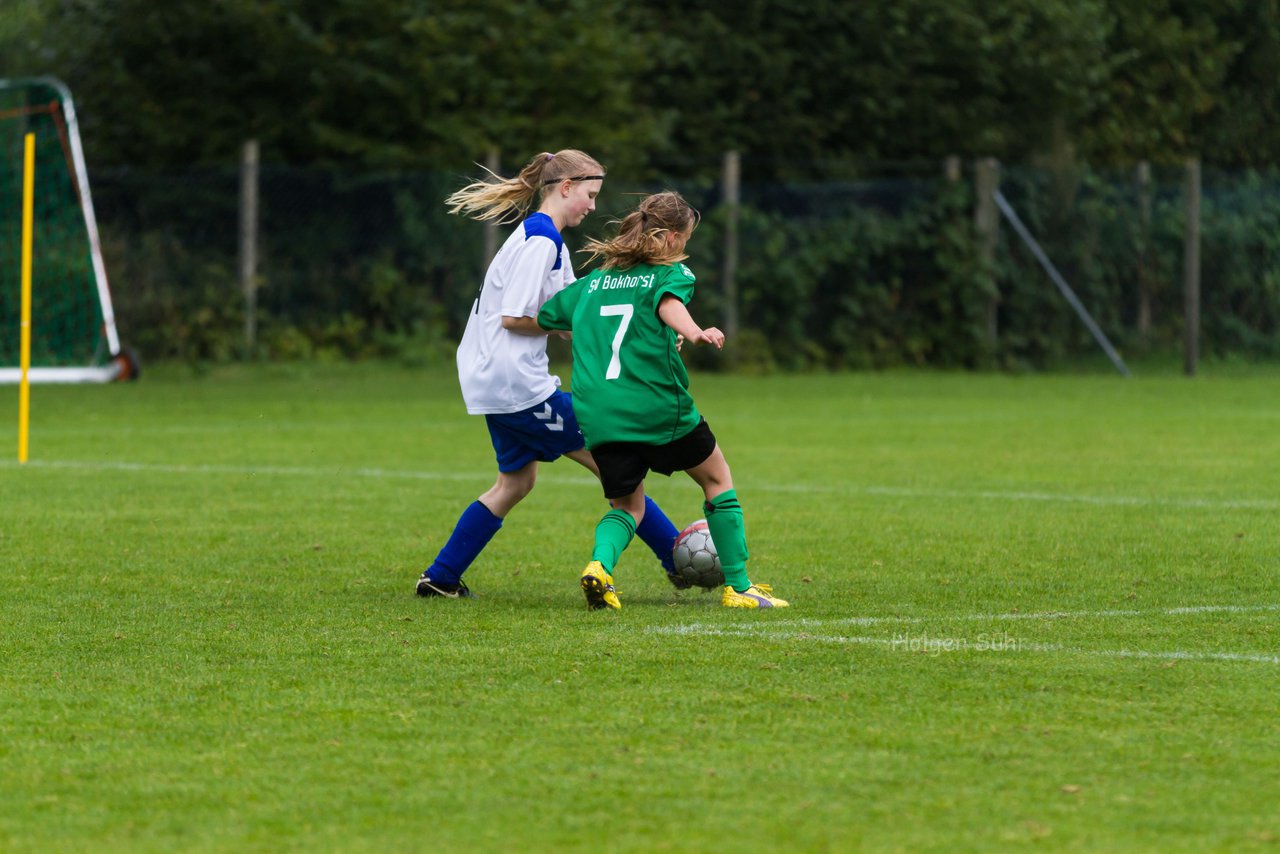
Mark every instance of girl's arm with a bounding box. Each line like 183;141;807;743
501;315;546;335
657;295;723;349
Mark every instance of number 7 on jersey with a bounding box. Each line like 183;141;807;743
600;304;634;380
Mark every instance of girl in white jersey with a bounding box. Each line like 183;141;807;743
416;150;683;601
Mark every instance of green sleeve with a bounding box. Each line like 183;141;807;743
538;281;581;331
651;263;696;313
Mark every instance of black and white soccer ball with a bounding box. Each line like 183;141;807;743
671;519;724;590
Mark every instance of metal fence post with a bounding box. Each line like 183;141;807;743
483;147;500;267
1136;161;1152;349
974;158;1001;349
721;150;740;353
239;139;259;359
1183;157;1201;377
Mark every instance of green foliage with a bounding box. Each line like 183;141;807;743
98;167;466;365
12;1;1280;172
34;0;660;173
93;163;1280;370
1194;0;1280;167
1090;0;1244;161
1198;170;1280;356
0;0;54;76
101;229;242;365
996;166;1280;366
13;2;1280;370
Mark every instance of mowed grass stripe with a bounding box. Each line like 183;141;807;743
3;364;1280;851
5;456;1277;511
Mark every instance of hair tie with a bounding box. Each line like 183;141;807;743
546;153;554;161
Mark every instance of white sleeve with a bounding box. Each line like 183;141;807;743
500;235;559;318
561;244;577;286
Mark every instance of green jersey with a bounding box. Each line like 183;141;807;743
538;261;702;448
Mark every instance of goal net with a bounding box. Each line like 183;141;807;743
0;76;130;383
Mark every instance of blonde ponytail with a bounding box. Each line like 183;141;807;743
445;149;606;224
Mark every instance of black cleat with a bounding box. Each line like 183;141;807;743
666;570;694;591
415;575;474;598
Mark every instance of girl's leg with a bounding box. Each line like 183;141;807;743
420;463;537;588
567;448;679;576
581;484;645;611
478;462;539;517
591;484;646;574
685;446;751;591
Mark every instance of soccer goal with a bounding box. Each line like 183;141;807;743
0;76;132;383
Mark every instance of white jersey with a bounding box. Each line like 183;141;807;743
456;212;575;414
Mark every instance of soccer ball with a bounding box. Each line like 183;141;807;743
671;519;724;590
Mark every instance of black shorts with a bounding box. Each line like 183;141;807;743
591;419;718;500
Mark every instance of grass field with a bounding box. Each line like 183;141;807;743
2;362;1278;852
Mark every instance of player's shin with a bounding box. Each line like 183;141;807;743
704;490;750;591
427;500;503;583
591;508;637;573
635;496;679;573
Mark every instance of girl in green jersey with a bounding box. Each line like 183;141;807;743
538;192;789;609
414;151;685;601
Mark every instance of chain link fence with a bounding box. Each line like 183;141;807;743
87;159;1280;370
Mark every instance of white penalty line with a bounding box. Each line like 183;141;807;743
649;602;1280;664
657;602;1280;634
2;458;489;484
4;458;1277;511
653;626;1280;665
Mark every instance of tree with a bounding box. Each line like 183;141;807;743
1197;0;1280;166
23;0;1280;174
40;0;661;172
1083;0;1244;163
640;0;1117;177
0;0;57;77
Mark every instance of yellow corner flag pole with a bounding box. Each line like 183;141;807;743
19;132;35;463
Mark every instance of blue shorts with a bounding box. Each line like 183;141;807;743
484;390;586;473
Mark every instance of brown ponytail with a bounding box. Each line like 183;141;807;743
581;191;700;270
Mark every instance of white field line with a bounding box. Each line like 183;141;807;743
2;458;489;483
4;458;1277;511
775;483;1280;511
652;626;1280;665
657;602;1280;634
649;602;1280;665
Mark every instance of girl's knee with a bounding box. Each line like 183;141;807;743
610;492;646;523
505;474;536;502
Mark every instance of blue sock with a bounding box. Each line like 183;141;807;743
636;495;679;574
426;500;503;584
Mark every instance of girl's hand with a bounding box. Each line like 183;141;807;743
675;334;685;351
693;327;724;349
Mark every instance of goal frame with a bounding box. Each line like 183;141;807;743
0;76;127;383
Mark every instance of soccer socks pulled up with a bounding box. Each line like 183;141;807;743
425;500;503;585
704;489;750;591
635;496;679;574
591;509;637;573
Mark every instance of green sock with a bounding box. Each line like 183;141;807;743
591;509;637;573
705;489;750;591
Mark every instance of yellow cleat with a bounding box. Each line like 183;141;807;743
580;561;621;610
721;583;789;609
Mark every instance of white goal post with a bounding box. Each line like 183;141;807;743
1;76;131;383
